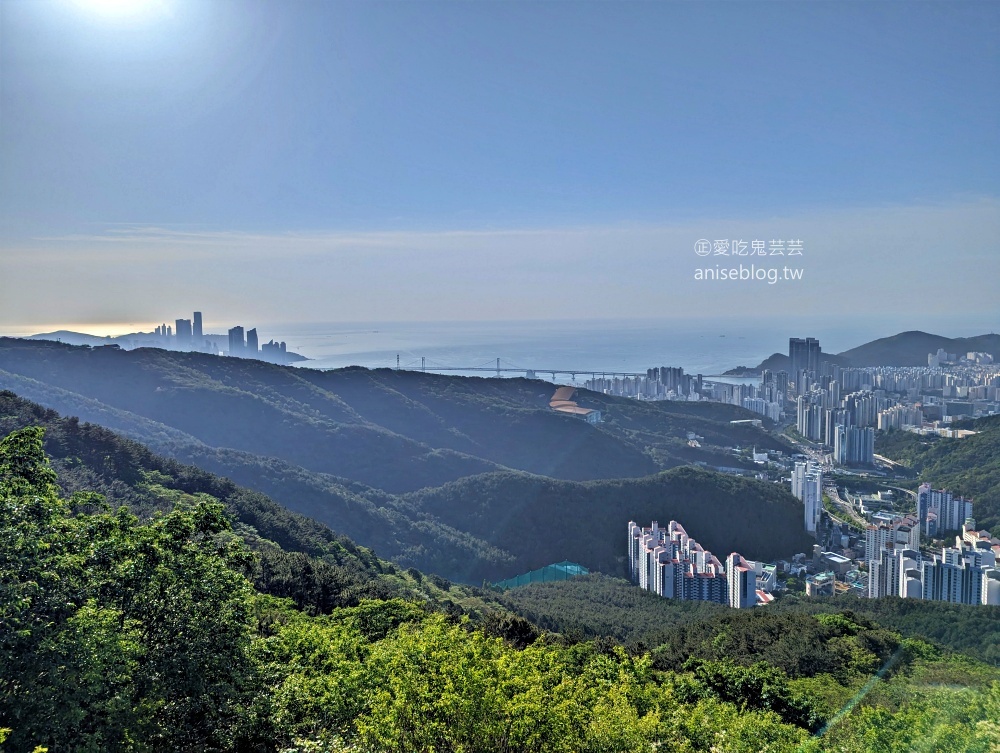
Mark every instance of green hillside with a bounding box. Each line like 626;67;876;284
0;390;808;583
0;338;786;495
0;390;519;586
498;573;730;641
404;467;815;578
498;574;1000;665
3;425;998;752
877;415;1000;536
0;391;499;613
730;330;1000;372
0;339;807;581
837;331;1000;367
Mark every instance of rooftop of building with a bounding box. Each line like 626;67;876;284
820;552;852;565
807;571;835;584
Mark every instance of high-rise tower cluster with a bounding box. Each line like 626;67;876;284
628;521;755;608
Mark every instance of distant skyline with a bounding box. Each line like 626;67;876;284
2;1;998;332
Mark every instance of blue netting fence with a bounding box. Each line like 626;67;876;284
492;561;589;590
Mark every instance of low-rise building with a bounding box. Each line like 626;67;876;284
805;571;836;597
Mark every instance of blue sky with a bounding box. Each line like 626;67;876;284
1;0;998;331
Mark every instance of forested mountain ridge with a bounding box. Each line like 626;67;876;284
0;339;810;581
403;467;814;575
2;423;999;752
0;391;809;582
0;339;505;492
837;331;1000;367
498;573;1000;665
0;391;489;615
0;337;787;494
729;330;1000;373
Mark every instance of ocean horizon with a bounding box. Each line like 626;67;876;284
6;313;997;381
268;314;998;378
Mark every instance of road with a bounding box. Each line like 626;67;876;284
781;428;833;473
874;453;906;472
826;485;870;530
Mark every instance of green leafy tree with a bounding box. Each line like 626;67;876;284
0;427;261;752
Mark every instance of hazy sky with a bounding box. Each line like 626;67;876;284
1;0;998;333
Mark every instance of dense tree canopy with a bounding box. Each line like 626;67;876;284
3;426;1000;752
0;389;808;584
0;427;257;751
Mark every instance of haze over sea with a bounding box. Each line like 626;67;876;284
264;313;999;379
7;313;995;382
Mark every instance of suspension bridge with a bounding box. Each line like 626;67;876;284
319;356;730;381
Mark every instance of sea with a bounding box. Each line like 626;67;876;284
262;314;996;383
9;313;995;386
279;319;766;379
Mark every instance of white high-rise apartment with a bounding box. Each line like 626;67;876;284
726;553;755;609
867;537;1000;605
628;521;732;606
792;461;823;535
917;483;973;538
864;515;920;564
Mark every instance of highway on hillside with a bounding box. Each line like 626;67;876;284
874;453;907;471
827;485;871;530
